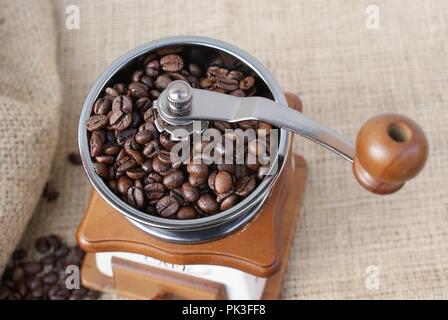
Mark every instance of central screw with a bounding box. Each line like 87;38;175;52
166;80;192;115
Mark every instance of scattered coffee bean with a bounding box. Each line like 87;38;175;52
67;152;82;165
156;196;179;217
43;182;59;201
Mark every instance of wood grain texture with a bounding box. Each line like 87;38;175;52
353;113;428;194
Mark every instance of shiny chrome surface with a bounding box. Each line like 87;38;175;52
157;80;355;162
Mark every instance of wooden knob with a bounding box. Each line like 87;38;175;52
353;113;428;194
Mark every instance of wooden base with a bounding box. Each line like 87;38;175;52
77;154;306;299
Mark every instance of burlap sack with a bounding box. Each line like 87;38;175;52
0;0;60;272
12;0;448;299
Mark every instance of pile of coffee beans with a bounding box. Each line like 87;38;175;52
85;50;274;220
0;235;99;300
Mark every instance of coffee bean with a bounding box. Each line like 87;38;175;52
86;114;108;131
156;196;179;217
0;287;10;300
12;248;27;261
42;273;59;285
68;152;82;165
214;171;233;194
115;128;138;145
163;170;185;190
125;168;146;180
186;163;208;178
188;63;202;77
127;187;145;208
11;267;25;283
95;155;115;165
235;176;256;197
145;59;160;77
54;245;69;258
112;95;133;113
197;194;219;215
128;81;149;99
143;140;161;158
47;234;63;249
152;156;171;174
160;54;184;72
43;182;59;201
144;183;166;200
115;155;137;172
135;130;153;144
177;206;197;220
117;176;134;195
215;76;239;91
230;89;246;97
30;286;44;299
24;262;42;275
188;174;207;188
93;98;111;115
35;237;50;254
181;182;199;203
239;76;255;90
93;162;110;178
157;150;172;165
159;132;176;151
155;74;172;90
110;111;133;131
219;194;238;211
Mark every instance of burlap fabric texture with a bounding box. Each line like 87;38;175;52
0;0;60;273
7;0;448;299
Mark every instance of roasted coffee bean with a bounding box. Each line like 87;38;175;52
145;59;160;77
188;63;202;77
235;164;249;179
42;273;59;285
141;159;153;173
157;150;172;165
208;170;217;191
155;74;172;90
199;78;214;88
12;248;27;261
47;234;63;249
207;66;229;78
214;171;233;194
112;95;133;113
160;54;184;72
152;156;171;174
95;155;115;165
181;182;199;203
148;172;163;183
215;77;239;91
126;168;147;180
188;174;207;188
24;262;42;275
163;170;185;190
186;163;209;178
169;72;188;82
35;237;50;254
128;81;149;98
26;277;43;291
115;128;137;145
135;130;153;144
177;206;197;220
54;245;69;258
235;176;256;197
110;111;133;131
156;196;179;217
197;194;219;215
17;281;27;297
67;152;82;165
0;287;10;300
143;140;162;158
230;89;246;97
43;182;59;201
11;267;25;283
159;132;176;151
149;89;161;100
115;155;137;172
219;194;238;211
93;98;111;115
93;162;110;178
89;131;104;157
117;176;134;195
86;114;108;131
239;76;255;90
144;183;166;200
127;187;145;208
131;70;144;82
